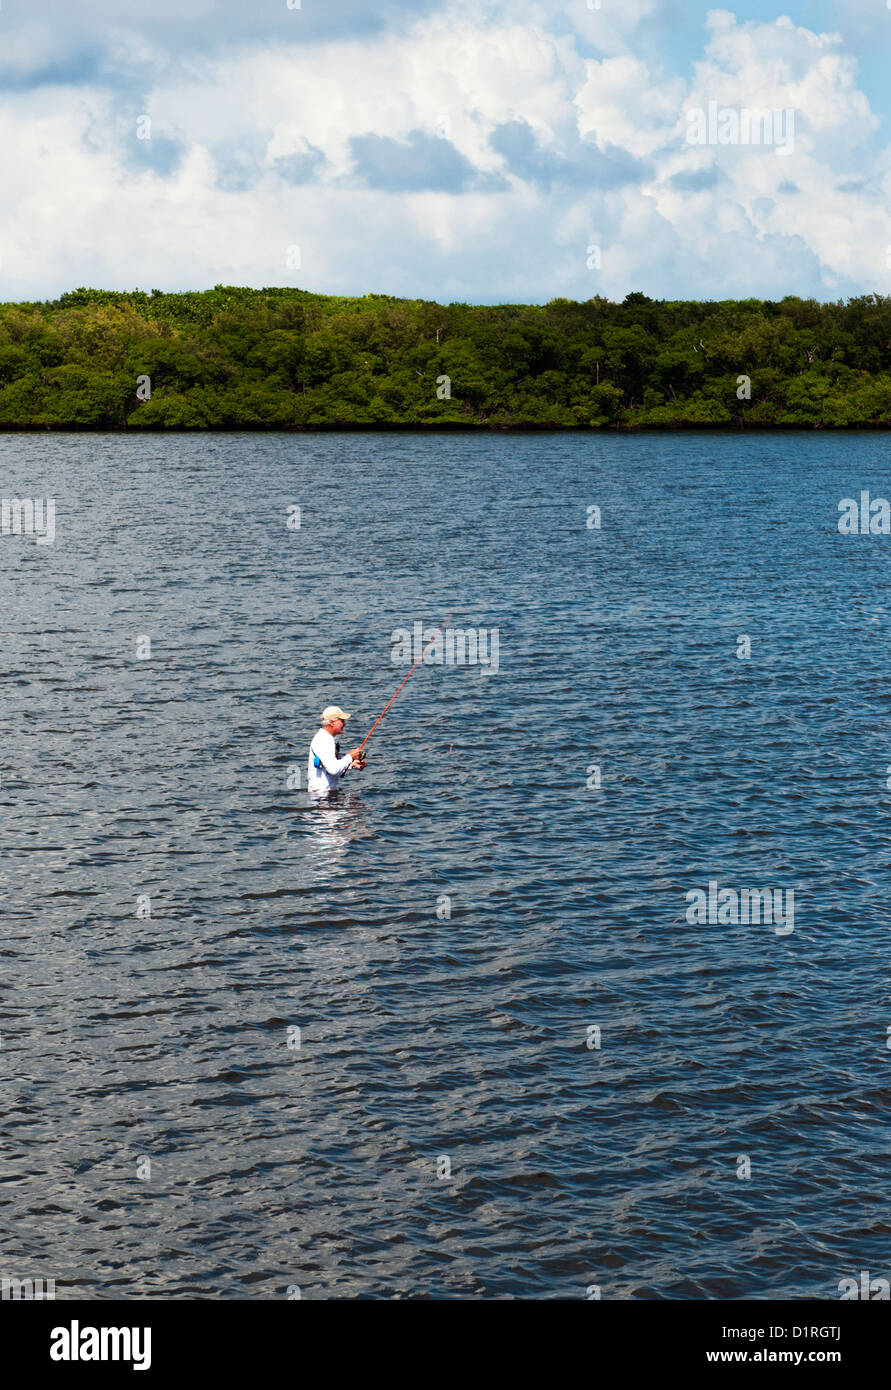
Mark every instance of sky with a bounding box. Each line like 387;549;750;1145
1;0;890;304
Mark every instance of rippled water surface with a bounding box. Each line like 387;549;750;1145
2;430;890;1299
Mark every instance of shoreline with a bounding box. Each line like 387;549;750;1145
2;421;891;434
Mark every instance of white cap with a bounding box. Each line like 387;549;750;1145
321;706;350;724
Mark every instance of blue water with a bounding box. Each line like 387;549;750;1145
1;430;889;1299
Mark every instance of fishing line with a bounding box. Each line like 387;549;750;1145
356;610;453;756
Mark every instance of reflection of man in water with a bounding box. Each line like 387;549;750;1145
307;705;365;797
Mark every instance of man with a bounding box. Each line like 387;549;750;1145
307;706;365;796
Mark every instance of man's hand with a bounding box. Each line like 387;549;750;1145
349;747;362;761
351;758;366;770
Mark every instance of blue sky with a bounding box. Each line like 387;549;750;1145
1;1;889;303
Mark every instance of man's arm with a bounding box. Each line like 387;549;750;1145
313;736;354;776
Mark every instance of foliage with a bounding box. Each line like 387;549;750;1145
0;286;889;429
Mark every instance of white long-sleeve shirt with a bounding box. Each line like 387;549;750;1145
307;728;353;796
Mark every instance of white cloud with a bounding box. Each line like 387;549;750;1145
576;56;687;156
0;5;887;304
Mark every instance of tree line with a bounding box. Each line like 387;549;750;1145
0;285;889;429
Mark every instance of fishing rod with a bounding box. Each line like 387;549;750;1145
355;610;453;760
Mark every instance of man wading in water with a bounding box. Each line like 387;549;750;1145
307;706;366;797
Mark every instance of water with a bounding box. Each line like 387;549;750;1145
1;430;889;1300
